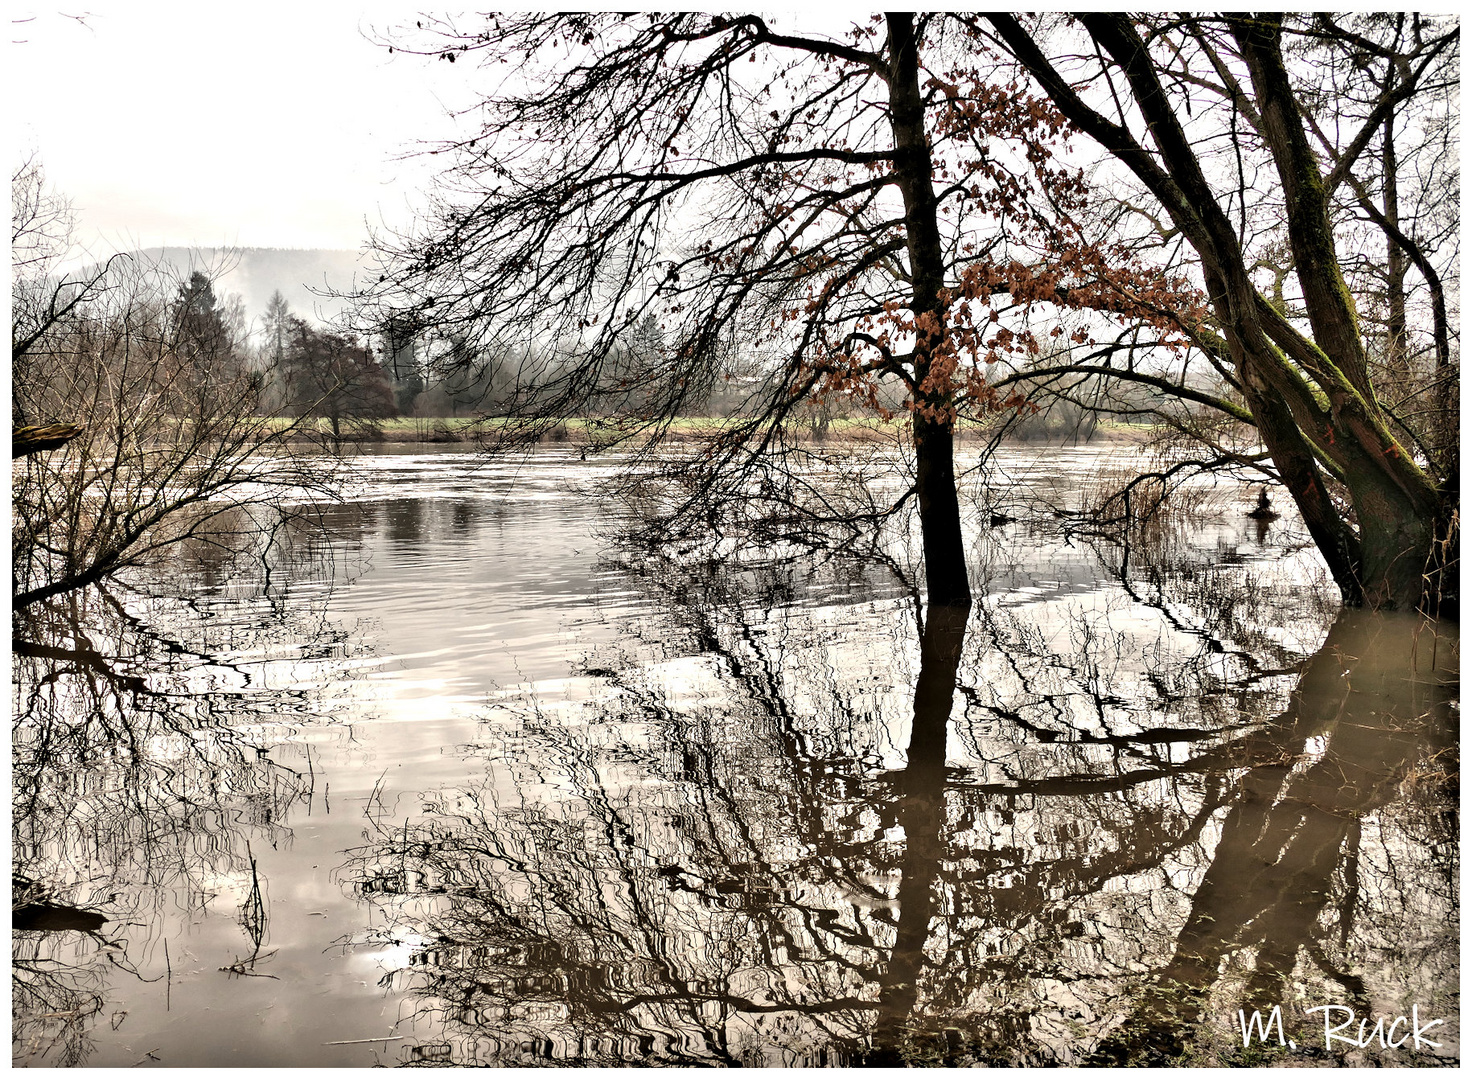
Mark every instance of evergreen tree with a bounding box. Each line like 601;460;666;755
262;290;291;367
169;270;247;416
259;290;293;413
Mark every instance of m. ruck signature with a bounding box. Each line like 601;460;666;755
1239;1005;1445;1053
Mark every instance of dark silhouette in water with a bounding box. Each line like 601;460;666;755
12;901;108;934
860;602;970;1066
1090;611;1457;1065
1246;488;1280;521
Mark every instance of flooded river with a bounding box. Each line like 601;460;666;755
11;445;1458;1067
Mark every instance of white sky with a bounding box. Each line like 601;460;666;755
9;4;476;262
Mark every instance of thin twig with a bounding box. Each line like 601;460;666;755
323;1036;405;1045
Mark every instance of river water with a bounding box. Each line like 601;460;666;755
11;445;1459;1067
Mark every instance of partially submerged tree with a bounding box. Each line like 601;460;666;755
361;14;1196;607
979;13;1458;614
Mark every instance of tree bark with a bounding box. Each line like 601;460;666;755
1231;17;1455;614
912;414;971;605
1239;377;1363;604
887;13;972;607
1382;115;1409;386
989;13;1456;616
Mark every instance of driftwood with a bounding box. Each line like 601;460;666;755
12;424;84;458
11;874;110;932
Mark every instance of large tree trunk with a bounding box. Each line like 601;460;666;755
989;13;1456;617
1349;465;1455;615
888;13;972;607
912;415;971;606
1231;18;1455;615
1238;376;1364;604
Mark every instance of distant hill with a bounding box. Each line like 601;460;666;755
130;247;373;330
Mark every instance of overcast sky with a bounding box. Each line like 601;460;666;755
10;4;476;262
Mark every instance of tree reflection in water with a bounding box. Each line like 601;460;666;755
1094;610;1457;1065
339;545;1457;1066
11;533;350;1066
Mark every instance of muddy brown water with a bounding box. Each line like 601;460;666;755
12;446;1458;1067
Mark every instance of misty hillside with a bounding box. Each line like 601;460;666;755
131;247;374;330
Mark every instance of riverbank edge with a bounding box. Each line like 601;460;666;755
303;417;1158;448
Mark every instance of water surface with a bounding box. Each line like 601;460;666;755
12;445;1458;1067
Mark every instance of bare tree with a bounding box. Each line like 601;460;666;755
11;154;73;278
335;539;1453;1065
282;316;398;441
12;578;332;1065
359;14;1196;607
11;171;338;608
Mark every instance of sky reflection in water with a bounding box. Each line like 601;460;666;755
11;446;1458;1067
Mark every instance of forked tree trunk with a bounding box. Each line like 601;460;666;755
993;12;1456;617
1232;18;1455;615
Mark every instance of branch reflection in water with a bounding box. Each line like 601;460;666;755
11;525;353;1067
1094;610;1457;1065
338;538;1456;1066
11;449;1456;1066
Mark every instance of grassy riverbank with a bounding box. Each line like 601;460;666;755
318;415;1158;447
